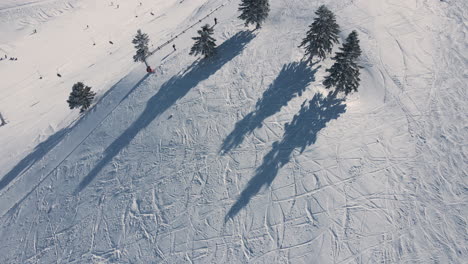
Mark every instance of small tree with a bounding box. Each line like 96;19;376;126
299;5;340;63
323;31;362;95
67;82;96;112
238;0;270;29
189;24;217;58
132;29;150;66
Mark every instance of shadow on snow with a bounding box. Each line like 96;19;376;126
0;128;70;191
226;92;347;220
220;61;319;154
0;73;153;192
75;31;255;194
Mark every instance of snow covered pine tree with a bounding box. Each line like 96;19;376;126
67;82;96;112
189;24;217;58
299;5;340;63
132;29;150;67
238;0;270;29
323;31;362;95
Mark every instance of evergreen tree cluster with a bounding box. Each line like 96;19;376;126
299;5;362;95
69;2;362;112
65;1;267;116
67;82;96;112
189;0;271;59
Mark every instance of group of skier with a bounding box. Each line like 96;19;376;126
3;5;219;76
0;55;18;61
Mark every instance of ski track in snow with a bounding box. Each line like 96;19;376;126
0;0;221;178
0;0;466;263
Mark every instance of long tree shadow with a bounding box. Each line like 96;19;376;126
0;128;70;191
226;93;347;220
0;73;153;192
75;31;255;194
221;61;319;154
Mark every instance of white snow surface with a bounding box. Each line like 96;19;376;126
0;0;466;263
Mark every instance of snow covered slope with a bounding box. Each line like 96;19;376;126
0;0;217;177
0;0;466;263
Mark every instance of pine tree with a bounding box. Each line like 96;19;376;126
67;82;96;112
299;5;340;63
132;29;150;66
323;31;362;95
189;24;217;58
340;30;361;60
238;0;270;29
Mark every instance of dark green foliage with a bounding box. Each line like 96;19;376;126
299;5;340;62
340;30;362;60
67;82;96;112
189;24;217;58
238;0;270;29
132;29;150;66
323;31;362;95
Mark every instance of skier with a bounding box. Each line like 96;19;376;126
173;44;176;51
109;40;114;44
214;18;218;25
57;73;62;77
146;65;154;73
33;29;37;34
